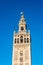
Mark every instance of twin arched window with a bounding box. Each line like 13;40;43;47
15;36;23;43
15;38;16;43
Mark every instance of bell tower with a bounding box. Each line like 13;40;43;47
12;13;31;65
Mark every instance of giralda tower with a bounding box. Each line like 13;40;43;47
12;13;31;65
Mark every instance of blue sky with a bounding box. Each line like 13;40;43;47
0;0;43;65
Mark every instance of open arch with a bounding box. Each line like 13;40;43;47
20;36;23;43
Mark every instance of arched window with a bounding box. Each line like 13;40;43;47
17;38;19;43
27;38;29;43
20;51;23;56
15;38;16;43
20;36;23;43
24;38;26;43
21;27;24;31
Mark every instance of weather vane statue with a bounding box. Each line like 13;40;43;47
20;12;24;15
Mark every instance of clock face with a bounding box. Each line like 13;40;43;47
21;27;24;31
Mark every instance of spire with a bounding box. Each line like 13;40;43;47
18;12;26;31
19;12;26;25
20;12;24;21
